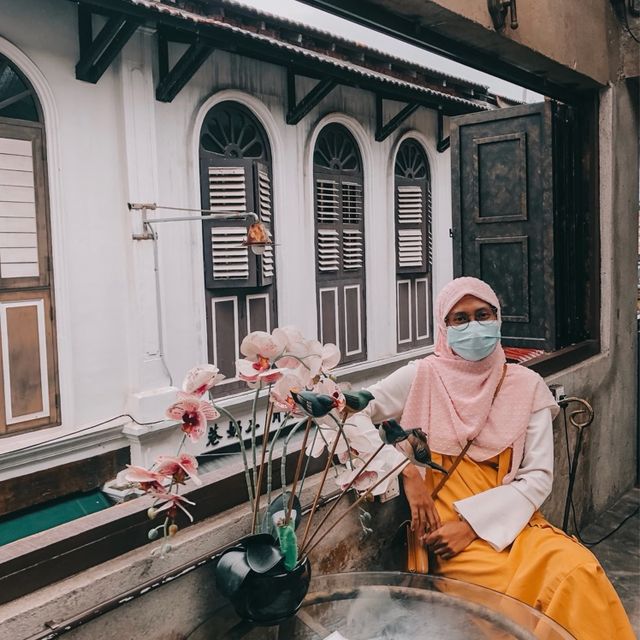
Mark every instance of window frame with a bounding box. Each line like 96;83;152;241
0;54;60;437
198;101;278;397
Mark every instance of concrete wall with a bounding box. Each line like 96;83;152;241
370;0;628;85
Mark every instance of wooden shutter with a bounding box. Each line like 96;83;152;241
395;179;427;274
314;174;366;364
0;122;59;433
254;162;274;286
200;160;257;289
450;102;556;350
199;102;277;394
394;140;432;351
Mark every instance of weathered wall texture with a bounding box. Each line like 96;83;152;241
0;475;408;640
370;0;628;85
543;79;639;525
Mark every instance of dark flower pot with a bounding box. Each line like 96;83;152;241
215;534;311;626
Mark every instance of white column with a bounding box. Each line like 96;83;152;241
118;29;178;458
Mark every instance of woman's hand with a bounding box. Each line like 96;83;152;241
424;519;477;560
401;464;441;535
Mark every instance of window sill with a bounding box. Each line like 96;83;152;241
523;340;600;377
0;438;327;606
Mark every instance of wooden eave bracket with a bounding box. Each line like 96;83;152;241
437;109;450;153
75;3;143;83
156;29;215;103
375;96;419;142
286;69;337;125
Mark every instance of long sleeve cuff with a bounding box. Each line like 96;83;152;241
454;484;535;552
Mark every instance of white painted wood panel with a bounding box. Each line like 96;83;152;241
0;298;49;425
0;136;39;280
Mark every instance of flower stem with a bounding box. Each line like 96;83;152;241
266;413;291;510
214;404;255;511
252;398;275;533
300;441;385;555
297;424;319;499
285;416;313;524
249;386;260;499
299;431;342;551
280;418;309;495
304;458;409;557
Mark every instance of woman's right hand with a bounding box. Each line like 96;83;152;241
401;464;441;536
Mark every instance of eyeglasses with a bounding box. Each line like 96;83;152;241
446;306;498;331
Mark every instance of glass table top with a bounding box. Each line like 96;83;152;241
188;571;574;639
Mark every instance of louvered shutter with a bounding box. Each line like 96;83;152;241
395;177;428;275
200;159;257;289
254;162;274;286
315;178;340;274
341;180;364;273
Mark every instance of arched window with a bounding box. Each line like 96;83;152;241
313;123;365;365
199;101;275;392
0;53;59;433
394;139;433;350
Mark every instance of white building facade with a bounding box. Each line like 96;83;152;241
0;0;499;482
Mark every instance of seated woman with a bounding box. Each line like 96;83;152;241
352;276;634;640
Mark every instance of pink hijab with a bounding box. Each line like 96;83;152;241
401;277;558;483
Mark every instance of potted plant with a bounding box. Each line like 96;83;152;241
125;326;410;625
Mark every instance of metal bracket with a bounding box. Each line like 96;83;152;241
156;29;214;103
374;96;419;142
75;4;142;83
488;0;519;31
286;70;337;125
437;110;450;153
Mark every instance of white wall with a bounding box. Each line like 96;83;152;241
0;0;452;476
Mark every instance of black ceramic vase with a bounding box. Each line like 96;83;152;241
215;533;312;626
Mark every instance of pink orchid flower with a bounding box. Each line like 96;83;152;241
124;466;166;492
149;489;196;522
236;358;284;385
272;326;308;369
321;342;341;371
182;364;225;396
165;392;219;441
335;455;390;493
314;377;346;413
240;330;286;362
155;453;202;486
271;372;307;414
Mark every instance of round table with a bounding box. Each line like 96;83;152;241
188;571;574;639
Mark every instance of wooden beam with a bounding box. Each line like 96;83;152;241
437;109;450;152
375;96;419;142
0;448;130;517
286;70;337;125
156;32;214;103
75;4;142;83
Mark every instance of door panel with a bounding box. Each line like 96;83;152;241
451;102;555;350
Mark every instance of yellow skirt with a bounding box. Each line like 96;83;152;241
425;450;635;640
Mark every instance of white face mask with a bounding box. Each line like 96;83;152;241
447;320;501;361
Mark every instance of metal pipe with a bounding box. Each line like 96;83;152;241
140;212;257;224
145;221;173;387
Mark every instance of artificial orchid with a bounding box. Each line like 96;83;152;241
155;453;202;486
165;392;219;441
182;364;224;396
129;324;406;565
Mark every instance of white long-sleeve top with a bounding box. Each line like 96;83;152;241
349;361;554;551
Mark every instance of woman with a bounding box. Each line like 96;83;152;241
352;276;634;640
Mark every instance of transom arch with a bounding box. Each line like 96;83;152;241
0;52;42;123
200;100;270;162
313;123;362;174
